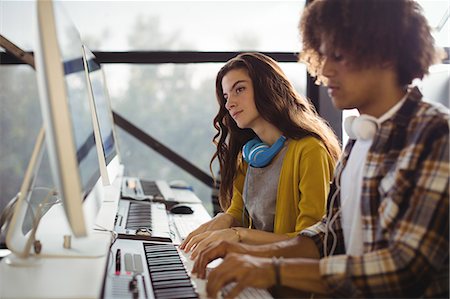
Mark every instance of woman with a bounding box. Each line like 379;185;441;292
180;53;340;259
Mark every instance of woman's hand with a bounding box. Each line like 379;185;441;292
179;213;234;251
188;228;241;260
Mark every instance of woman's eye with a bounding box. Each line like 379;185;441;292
235;86;245;94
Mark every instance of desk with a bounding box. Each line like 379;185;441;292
0;251;109;298
0;174;274;299
0;174;123;299
0;173;212;299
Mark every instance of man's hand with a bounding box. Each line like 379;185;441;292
192;240;249;279
206;253;275;298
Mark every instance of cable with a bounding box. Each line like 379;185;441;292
24;187;60;221
327;208;342;256
323;169;342;258
0;187;58;238
94;224;118;245
22;188;58;257
0;193;20;236
98;226;118;275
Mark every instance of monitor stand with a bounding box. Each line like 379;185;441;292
4;205;111;267
4;233;110;267
26;200;110;258
3;254;42;267
4;236;110;268
5;128;109;267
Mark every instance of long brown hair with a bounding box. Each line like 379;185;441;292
210;52;341;210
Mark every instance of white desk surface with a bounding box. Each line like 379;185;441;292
0;173;214;299
0;175;122;299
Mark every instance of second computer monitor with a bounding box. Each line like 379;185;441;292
82;45;121;186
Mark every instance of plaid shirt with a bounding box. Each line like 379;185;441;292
301;87;449;298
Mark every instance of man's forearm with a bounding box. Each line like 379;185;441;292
246;235;321;259
281;258;328;294
234;228;291;245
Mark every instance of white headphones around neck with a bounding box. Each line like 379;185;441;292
344;115;379;140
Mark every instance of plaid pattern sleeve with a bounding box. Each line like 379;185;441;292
319;93;449;298
299;215;328;256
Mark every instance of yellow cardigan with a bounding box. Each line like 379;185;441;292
226;136;335;237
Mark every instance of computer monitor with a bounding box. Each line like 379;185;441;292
6;1;107;259
82;45;121;186
419;64;450;108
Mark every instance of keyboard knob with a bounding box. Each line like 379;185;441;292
129;277;139;299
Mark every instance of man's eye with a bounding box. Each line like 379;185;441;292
332;53;343;61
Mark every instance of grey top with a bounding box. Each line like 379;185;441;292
243;144;288;232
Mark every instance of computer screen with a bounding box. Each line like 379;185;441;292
6;0;106;258
82;45;121;186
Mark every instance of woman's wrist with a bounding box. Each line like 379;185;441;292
230;227;242;242
215;212;235;227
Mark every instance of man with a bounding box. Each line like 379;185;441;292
192;0;449;298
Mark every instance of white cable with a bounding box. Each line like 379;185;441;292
23;187;60;225
93;224;118;244
327;208;341;256
323;170;342;258
0;193;20;235
0;187;59;238
22;188;58;257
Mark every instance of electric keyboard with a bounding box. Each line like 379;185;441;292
115;200;172;242
121;177;176;202
221;282;273;299
172;216;205;241
168;203;212;244
103;239;198;299
103;239;274;299
115;195;211;244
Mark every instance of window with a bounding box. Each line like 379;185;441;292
0;1;307;215
1;0;447;215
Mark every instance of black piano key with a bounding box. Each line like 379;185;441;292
147;258;180;264
153;280;191;290
146;252;179;259
145;247;176;253
153;287;198;299
142;242;198;299
151;272;190;281
149;264;186;273
148;262;182;268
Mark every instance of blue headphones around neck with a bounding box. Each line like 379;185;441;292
242;135;287;168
